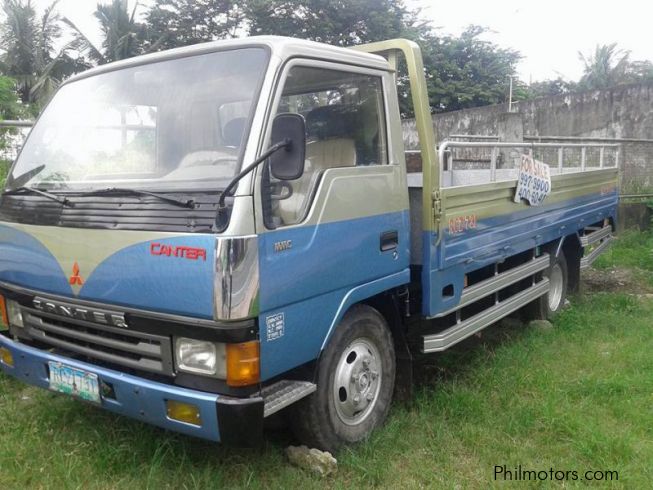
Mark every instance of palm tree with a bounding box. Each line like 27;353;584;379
0;0;85;109
64;0;147;65
578;43;631;90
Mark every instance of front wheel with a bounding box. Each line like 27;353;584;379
291;305;396;453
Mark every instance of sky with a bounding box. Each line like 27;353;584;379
408;0;653;82
39;0;653;83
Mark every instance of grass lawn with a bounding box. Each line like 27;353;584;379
1;234;652;488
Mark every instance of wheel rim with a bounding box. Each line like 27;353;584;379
548;263;564;311
333;337;382;426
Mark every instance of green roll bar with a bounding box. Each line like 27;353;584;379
352;39;441;234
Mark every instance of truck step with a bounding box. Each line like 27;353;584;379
423;277;550;353
579;224;612;247
430;254;550;319
580;235;612;269
261;380;317;418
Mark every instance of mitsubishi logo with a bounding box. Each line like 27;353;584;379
69;262;84;286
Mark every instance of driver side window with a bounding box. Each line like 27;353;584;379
266;65;387;228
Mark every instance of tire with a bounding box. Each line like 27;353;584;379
291;305;396;453
526;252;568;320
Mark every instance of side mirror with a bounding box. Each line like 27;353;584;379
269;113;306;181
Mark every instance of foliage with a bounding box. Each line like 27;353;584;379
0;74;22;160
0;0;86;110
578;43;632;91
0;74;21;119
527;77;577;98
144;0;245;50
64;0;148;64
0;159;8;186
594;229;653;273
244;0;422;46
419;26;521;113
576;43;653;91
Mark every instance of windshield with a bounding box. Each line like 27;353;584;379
6;47;269;192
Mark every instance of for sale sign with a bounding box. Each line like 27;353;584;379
514;155;552;206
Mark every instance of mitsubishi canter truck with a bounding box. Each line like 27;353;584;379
0;37;617;452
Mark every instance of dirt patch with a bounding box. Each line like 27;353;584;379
582;267;653;294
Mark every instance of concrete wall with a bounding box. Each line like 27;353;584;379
402;81;653;191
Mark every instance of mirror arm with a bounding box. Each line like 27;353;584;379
214;139;291;231
217;139;290;210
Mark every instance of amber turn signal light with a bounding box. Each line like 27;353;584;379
226;341;260;387
166;400;202;426
0;295;8;329
0;347;13;367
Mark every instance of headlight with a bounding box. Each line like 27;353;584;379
174;338;226;378
6;300;23;328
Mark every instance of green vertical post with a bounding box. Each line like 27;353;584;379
352;39;441;234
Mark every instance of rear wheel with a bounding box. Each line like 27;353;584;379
291;305;396;453
526;253;568;320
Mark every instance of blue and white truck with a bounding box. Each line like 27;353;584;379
0;37;617;451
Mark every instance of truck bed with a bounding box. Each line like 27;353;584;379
408;162;618;318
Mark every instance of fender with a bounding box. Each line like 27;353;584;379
319;268;410;351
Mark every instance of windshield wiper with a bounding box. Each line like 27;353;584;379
81;187;196;209
8;164;46;188
2;186;72;207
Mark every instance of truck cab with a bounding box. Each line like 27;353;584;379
0;36;617;452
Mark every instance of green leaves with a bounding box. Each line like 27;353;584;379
412;26;521;114
0;0;87;110
578;43;653;91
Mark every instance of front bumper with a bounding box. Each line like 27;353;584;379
0;335;264;445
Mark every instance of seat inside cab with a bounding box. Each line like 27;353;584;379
275;105;358;224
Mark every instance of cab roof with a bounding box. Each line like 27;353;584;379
65;36;391;84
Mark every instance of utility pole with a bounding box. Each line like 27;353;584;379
508;76;514;113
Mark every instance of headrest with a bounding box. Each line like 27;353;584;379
223;117;246;147
306;105;356;140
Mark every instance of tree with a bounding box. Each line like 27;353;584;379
578;43;631;91
144;0;245;51
0;0;85;109
0;75;21;118
244;0;423;46
64;0;148;64
0;75;23;184
418;26;522;113
528;77;577;98
577;43;653;91
628;60;653;82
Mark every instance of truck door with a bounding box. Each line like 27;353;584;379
255;61;410;380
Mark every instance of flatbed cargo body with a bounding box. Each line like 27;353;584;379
408;166;617;317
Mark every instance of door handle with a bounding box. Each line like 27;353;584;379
380;230;398;252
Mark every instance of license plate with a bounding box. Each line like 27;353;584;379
48;361;101;404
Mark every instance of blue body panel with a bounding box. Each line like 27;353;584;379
422;190;618;317
257;210;411;380
0;225;71;295
0;335;222;441
80;237;215;318
0;226;215;318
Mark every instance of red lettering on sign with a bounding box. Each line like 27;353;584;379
150;243;207;261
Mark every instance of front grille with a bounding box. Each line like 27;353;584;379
21;307;174;375
0;194;221;233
